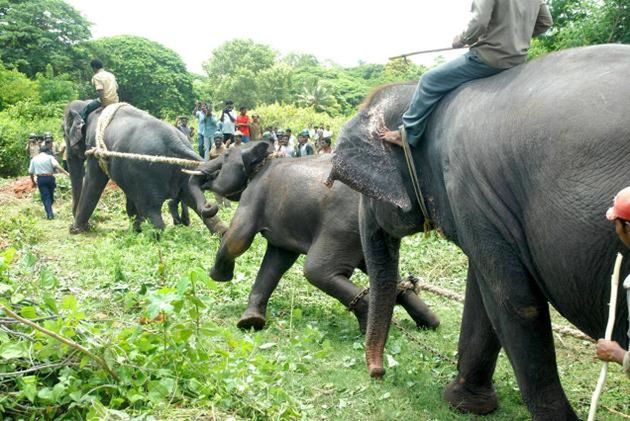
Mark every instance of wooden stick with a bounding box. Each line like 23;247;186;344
389;46;467;61
0;305;119;380
587;252;623;421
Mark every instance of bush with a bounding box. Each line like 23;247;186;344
0;103;65;177
0;64;38;111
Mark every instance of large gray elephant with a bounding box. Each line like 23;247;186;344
327;44;630;420
62;100;226;234
189;142;439;333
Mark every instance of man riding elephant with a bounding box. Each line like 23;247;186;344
379;0;552;147
81;59;119;122
188;141;439;333
63;100;225;234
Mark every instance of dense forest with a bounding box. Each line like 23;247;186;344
0;0;629;177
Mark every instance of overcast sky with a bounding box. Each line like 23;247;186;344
66;0;472;74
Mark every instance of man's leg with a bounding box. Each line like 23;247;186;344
37;176;54;219
198;133;205;157
380;52;503;147
242;136;250;143
80;99;102;122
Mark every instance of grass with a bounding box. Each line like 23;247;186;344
0;176;628;420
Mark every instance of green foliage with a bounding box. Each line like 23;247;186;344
0;63;38;111
87;36;194;119
0;0;91;77
530;0;630;58
251;103;346;138
36;65;78;104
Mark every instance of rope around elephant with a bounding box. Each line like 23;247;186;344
84;102;202;169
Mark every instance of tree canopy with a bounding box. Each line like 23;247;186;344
88;36;194;118
0;0;91;77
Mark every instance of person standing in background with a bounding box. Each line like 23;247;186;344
28;144;69;220
220;100;237;144
26;133;40;158
250;114;262;140
236;107;251;143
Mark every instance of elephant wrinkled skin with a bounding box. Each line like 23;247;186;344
329;45;630;420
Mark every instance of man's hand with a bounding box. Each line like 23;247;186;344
596;339;627;365
452;34;466;49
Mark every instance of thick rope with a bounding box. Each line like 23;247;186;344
85;102;202;169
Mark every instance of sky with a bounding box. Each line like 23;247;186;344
66;0;472;74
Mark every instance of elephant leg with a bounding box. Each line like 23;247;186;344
168;199;182;225
443;265;500;415
455;246;577;420
210;212;257;282
146;209;165;230
237;244;299;330
180;202;190;226
303;245;370;333
126;198;137;218
396;288;440;330
70;160;109;233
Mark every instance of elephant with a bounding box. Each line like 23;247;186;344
188;141;440;333
62;100;226;234
327;44;630;420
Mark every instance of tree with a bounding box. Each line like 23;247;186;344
87;36;194;118
0;63;37;111
0;0;91;77
256;64;295;105
296;81;340;116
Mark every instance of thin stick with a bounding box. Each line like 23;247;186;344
587;252;622;421
0;305;119;380
389;46;466;60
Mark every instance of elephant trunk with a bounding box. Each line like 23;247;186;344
359;199;402;379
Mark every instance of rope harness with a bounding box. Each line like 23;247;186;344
84;103;202;174
400;127;432;233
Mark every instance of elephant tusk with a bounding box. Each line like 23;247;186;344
181;169;203;175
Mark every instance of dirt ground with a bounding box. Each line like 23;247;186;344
0;176;36;199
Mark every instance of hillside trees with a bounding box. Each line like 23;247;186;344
0;0;91;77
87;36;194;118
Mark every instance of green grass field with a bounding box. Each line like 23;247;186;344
0;176;628;420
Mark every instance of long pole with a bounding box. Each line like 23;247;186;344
587;252;623;421
388;47;466;61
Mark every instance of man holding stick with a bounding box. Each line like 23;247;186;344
597;187;630;377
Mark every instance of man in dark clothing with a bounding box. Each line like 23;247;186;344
379;0;553;147
293;130;315;157
28;144;69;219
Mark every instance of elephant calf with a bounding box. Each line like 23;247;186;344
189;142;439;332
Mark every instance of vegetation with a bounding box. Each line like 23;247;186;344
0;181;628;419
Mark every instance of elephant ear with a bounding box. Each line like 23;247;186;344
66;110;85;148
242;141;273;175
329;113;411;211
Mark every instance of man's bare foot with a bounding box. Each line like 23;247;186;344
377;128;403;147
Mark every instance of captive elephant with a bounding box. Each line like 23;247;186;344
62;101;226;234
327;44;630;420
189;142;440;333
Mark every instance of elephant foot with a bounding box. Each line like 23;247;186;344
237;310;266;331
172;216;183;225
397;290;440;330
352;301;369;335
210;265;234;282
201;204;219;218
443;378;498;415
69;224;89;234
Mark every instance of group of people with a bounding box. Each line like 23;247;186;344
189;101;261;159
266;128;333;157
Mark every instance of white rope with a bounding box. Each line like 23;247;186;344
85;102;201;169
587;253;623;421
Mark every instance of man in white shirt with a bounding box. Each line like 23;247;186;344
28;144;69;219
220;100;237;144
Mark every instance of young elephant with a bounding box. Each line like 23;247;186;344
189;142;439;332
